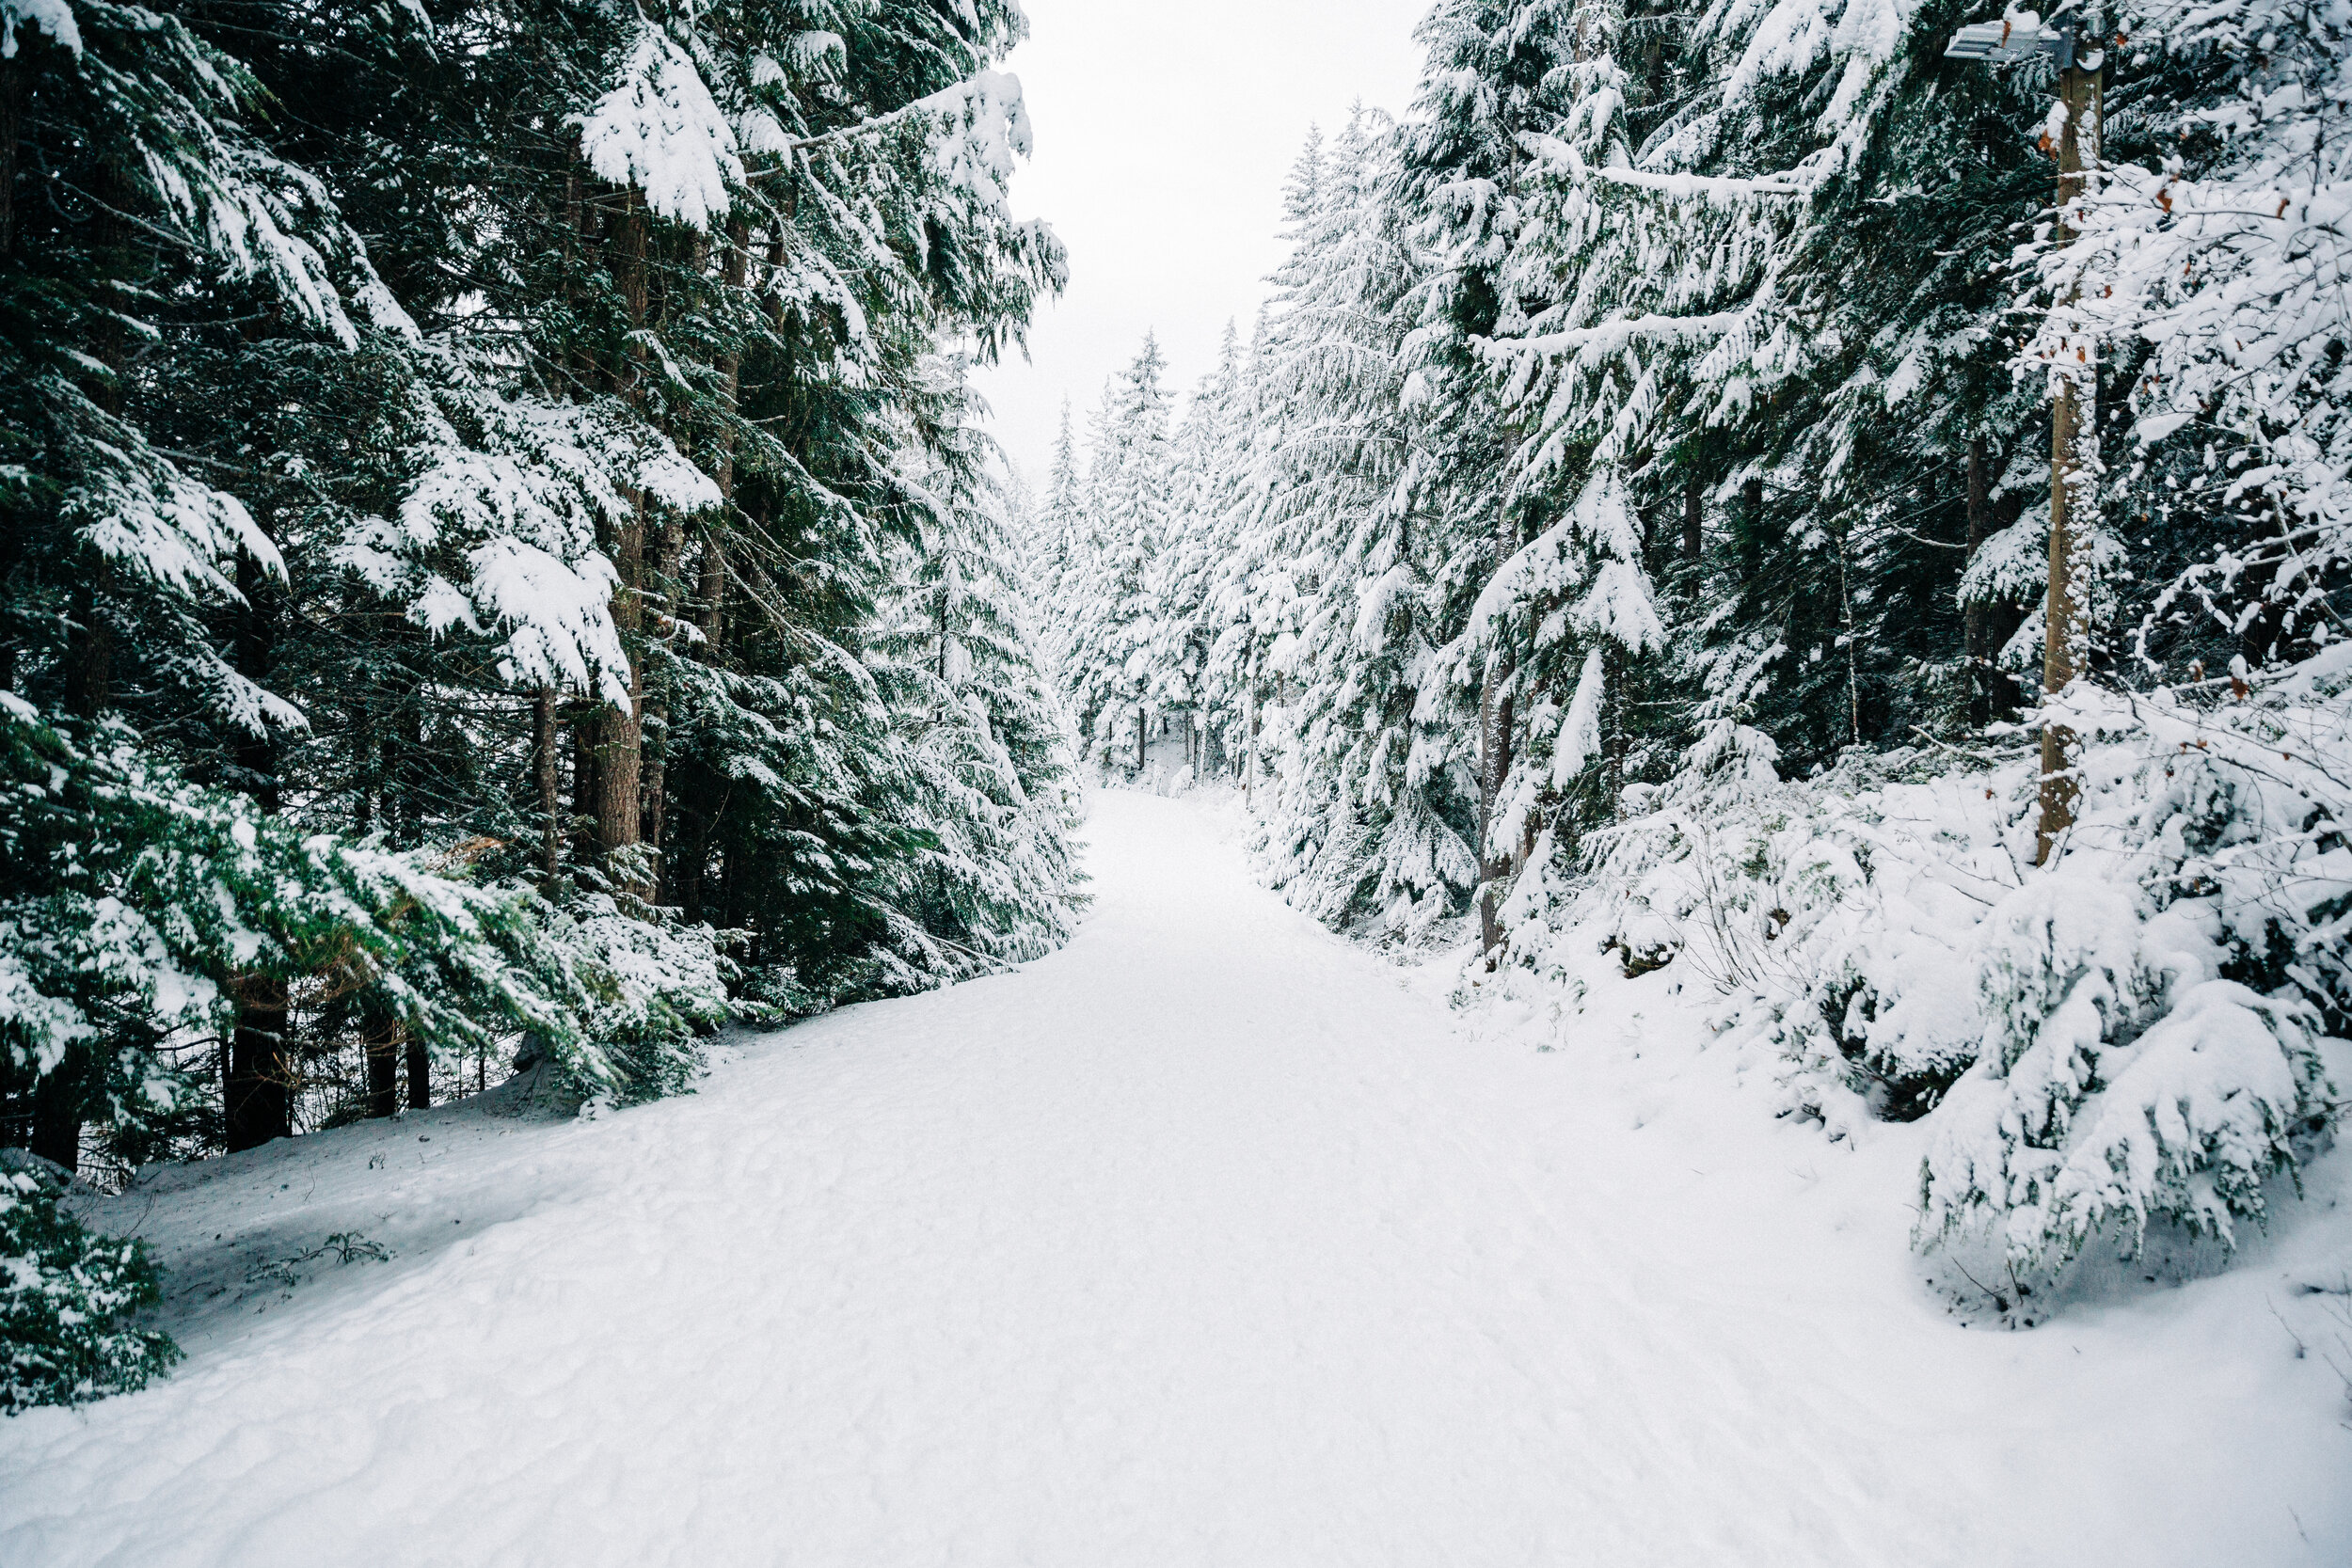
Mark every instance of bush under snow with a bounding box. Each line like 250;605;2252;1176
1531;670;2348;1282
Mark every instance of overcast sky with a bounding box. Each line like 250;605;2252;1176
969;0;1432;486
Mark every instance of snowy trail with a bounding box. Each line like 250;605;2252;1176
4;792;2345;1567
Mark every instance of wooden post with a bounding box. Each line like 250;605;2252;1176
2037;55;2101;865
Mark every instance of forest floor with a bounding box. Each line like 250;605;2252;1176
4;791;2349;1566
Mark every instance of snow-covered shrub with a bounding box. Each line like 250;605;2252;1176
1918;679;2347;1271
0;695;587;1140
1923;878;2328;1268
1538;725;2011;1133
1547;673;2348;1279
1;1160;178;1414
542;889;733;1105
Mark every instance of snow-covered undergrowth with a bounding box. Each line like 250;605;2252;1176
1491;669;2351;1298
0;1156;175;1415
6;793;2346;1564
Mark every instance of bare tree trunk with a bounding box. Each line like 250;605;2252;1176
40;166;135;1166
534;686;561;883
691;218;749;657
0;50;21;263
226;546;294;1150
1740;477;1766;584
1244;651;1259;809
1681;475;1702;562
362;1000;400;1120
595;528;644;872
28;1063;83;1173
0;519;17;695
225;978;292;1151
64;567;109;721
640;505;681;861
596;189;650;886
571;703;598;865
1965;436;1993;728
1605;646;1627;817
1478;507;1518;964
405;1031;431;1111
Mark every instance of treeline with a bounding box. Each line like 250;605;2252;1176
1;0;1076;1405
1040;0;2348;1292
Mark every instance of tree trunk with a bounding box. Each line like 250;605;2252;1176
595;502;645;871
405;1031;431;1111
1739;477;1766;585
1965;436;1993;728
1682;475;1702;562
1478;507;1518;964
0;518;16;694
593;186;650;885
1136;705;1146;772
571;701;599;866
1606;646;1627;817
225;546;294;1151
641;229;714;874
534;686;561;884
64;562;111;721
691;220;748;656
232;549;280;812
362;999;400;1120
225;978;292;1151
28;1057;83;1173
1244;654;1259;809
0;50;22;263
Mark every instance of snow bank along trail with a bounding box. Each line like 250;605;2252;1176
3;792;2344;1567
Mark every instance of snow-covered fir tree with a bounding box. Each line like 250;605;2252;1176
0;0;1075;1404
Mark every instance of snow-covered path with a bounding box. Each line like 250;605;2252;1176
4;792;2345;1566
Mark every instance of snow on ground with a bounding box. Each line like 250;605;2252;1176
4;791;2348;1566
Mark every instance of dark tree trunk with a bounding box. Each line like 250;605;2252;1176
232;550;280;811
225;545;294;1150
28;1058;84;1173
226;978;292;1151
674;794;709;925
1682;475;1702;562
701;221;747;617
1739;477;1767;585
405;1031;431;1111
362;1000;400;1120
0;502;19;694
64;563;111;720
641;516;685;862
571;701;598;865
0;50;22;263
1965;437;1993;728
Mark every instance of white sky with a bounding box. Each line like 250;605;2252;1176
970;0;1432;485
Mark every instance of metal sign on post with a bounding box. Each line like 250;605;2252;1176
1943;21;2076;66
